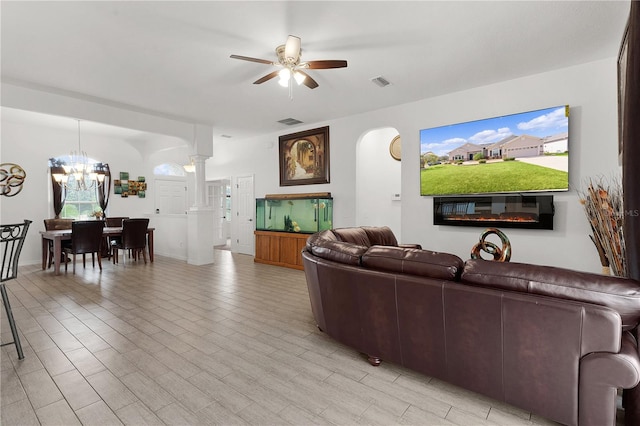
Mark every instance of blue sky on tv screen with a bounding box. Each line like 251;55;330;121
420;105;568;157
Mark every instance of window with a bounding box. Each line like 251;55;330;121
153;163;186;177
60;175;101;219
50;155;103;219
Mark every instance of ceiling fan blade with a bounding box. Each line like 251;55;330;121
305;60;348;69
296;70;319;89
253;70;280;85
284;35;301;61
230;54;274;65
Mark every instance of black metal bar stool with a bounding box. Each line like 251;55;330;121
0;220;31;360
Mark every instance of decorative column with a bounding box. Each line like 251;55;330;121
190;154;208;209
186;124;214;265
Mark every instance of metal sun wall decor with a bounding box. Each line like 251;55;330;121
113;172;147;198
0;163;27;197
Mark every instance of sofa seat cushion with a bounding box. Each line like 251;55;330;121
362;245;464;281
309;240;368;266
332;227;372;246
462;259;640;330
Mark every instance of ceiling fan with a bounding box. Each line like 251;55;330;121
230;35;347;90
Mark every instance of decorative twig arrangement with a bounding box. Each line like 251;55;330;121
579;176;627;277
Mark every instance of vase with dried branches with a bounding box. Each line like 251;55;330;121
579;176;627;277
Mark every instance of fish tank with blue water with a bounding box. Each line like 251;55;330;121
256;193;333;233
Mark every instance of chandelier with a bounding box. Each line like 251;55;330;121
52;120;106;190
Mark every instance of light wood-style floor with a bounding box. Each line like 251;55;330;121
0;250;622;425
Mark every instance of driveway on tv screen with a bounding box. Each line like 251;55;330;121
516;155;568;172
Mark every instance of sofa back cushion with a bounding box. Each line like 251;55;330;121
362;226;399;246
462;259;640;330
362;245;464;281
332;227;372;246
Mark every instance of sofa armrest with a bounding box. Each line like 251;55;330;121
398;243;423;250
579;331;640;426
310;240;368;265
624;328;640;426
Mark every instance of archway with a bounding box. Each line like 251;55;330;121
355;127;402;237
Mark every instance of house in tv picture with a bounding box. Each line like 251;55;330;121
542;131;569;154
447;132;567;162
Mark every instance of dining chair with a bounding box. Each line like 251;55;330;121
104;216;129;259
63;220;105;273
43;218;73;268
1;220;31;360
111;218;149;264
105;216;129;227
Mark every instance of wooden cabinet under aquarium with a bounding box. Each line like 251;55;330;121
254;192;333;270
254;231;309;270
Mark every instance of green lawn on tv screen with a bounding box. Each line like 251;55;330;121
420;161;568;195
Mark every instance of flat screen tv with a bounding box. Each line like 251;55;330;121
420;105;569;196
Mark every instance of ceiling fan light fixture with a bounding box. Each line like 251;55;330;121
231;35;346;94
278;68;290;79
293;71;306;85
284;35;301;62
278;68;291;87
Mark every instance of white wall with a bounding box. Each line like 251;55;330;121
209;58;619;273
146;214;187;260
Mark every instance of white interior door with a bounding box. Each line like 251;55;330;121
207;180;229;246
155;179;187;214
234;175;254;255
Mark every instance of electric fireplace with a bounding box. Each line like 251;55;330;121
434;195;554;230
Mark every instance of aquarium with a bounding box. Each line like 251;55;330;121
256;194;333;234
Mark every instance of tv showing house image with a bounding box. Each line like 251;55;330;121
420;105;569;196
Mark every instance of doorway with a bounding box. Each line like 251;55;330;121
207;178;231;250
356;127;402;237
233;175;255;255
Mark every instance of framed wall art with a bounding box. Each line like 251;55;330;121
279;126;330;186
114;173;147;198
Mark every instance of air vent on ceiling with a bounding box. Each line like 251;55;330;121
278;118;304;126
371;76;391;88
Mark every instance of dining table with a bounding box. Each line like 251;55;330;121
40;226;155;275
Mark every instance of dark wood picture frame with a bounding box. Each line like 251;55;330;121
279;126;330;186
618;19;629;164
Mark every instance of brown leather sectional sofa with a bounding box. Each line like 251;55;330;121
301;226;640;426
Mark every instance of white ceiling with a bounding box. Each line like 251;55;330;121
0;1;631;141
